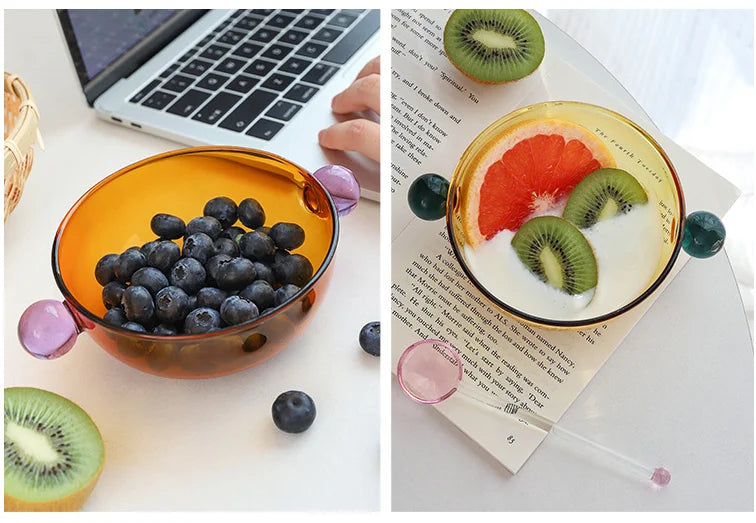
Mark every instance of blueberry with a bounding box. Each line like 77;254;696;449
238;198;265;229
274;284;301;306
252;262;276;285
272;391;316;433
131;267;169;297
196;287;228;310
359;321;380;356
205;254;233;286
102;281;127;309
183;232;215;264
186;216;222;240
269;222;305;250
187;294;198;313
169;257;207;295
155;285;190;325
140;239;161;258
240;280;275;310
213;237;239;257
216;257;256;291
121;285;155;324
151;213;186;240
239;231;275;260
113;248;147;283
273;253;313;287
183;307;222;334
95;253;119;286
220;295;260;325
122;321;148;333
147;240;181;274
221;226;246;242
204;196;238;229
103;307;127;326
152;324;178;336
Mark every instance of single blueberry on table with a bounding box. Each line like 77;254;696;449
213;237;239;257
269;222;305;251
359;321;380;356
102;281;127;309
147;240;181;274
186;216;222;240
170;257;207;295
239;280;275;310
131;266;170;297
196;287;228;310
238;198;266;229
204;196;238;229
95;253;119;286
103;307;127;326
155;285;190;325
216;257;256;291
113;248;147;283
140;239;161;258
151;213;186;240
221;225;246;242
272;391;316;433
239;231;275;260
183;232;215;264
220;295;260;325
122;321;148;333
205;254;233;286
152;324;178;336
183;307;222;334
274;284;301;307
273;253;313;287
252;261;276;285
121;285;155;324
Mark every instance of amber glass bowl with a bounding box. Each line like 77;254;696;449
447;101;685;329
50;147;338;378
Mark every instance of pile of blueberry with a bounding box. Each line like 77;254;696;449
94;196;313;335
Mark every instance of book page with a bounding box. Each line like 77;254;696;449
390;10;740;474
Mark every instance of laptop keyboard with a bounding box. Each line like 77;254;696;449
128;9;378;141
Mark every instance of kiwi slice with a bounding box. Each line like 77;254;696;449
511;216;597;295
5;387;105;511
444;9;545;84
563;168;649;228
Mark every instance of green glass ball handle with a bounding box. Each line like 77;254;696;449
682;211;726;258
408;173;450;221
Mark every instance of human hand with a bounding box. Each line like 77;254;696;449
318;56;380;163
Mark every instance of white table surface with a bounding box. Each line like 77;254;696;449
4;10;379;511
391;11;754;511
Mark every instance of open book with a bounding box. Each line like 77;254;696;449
390;9;740;474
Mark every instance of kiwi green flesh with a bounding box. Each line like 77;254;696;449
563;168;649;229
511;216;597;295
444;9;545;83
4;387;104;503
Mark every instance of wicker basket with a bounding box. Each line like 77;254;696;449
4;72;42;222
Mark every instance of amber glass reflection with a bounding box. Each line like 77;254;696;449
53;147;337;378
447;101;685;329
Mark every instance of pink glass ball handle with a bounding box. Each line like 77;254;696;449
313;165;360;217
18;300;81;360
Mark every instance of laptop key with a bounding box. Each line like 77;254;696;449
245;59;277;77
281;9;304;15
249;28;279;44
246;119;284;141
295;15;325;30
267;14;295;28
280;29;308;46
311;9;334;16
181;59;213;76
251;9;274;16
262;44;294;61
266;100;302;121
192;92;241;124
279;57;312;75
232;41;263;59
158;64;180;79
296;41;328;59
234;15;263;32
130;80;161;103
311;27;343;43
261;73;296;92
226;74;259;94
218;29;246;45
301;63;339;86
163;74;195;93
322;10;378;65
142;91;177;110
200;44;232;61
329;12;358;28
218;89;278;132
196;72;231;91
215;57;247;75
283;84;319;103
198;34;213;47
177;50;195;63
166;89;211;117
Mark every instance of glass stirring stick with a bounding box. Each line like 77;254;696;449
397;339;671;487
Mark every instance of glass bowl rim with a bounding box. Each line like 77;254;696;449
51;145;340;340
445;100;686;328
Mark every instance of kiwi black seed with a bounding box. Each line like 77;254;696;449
563;168;649;229
443;9;545;84
511;216;597;295
4;387;105;511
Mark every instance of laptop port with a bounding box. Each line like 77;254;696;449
130;123;142;128
111;117;122;123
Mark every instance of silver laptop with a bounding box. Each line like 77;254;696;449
56;9;380;200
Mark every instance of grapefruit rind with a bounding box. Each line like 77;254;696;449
462;118;616;247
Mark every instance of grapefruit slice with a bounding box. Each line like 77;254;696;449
463;118;615;247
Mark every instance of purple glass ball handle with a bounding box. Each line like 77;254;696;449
18;300;81;360
313;165;360;217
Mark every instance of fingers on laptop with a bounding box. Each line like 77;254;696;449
318;119;380;163
331;73;380;116
355;56;380;80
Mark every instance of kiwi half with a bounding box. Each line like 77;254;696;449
511;216;597;295
563;168;649;228
444;9;545;84
4;387;105;511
